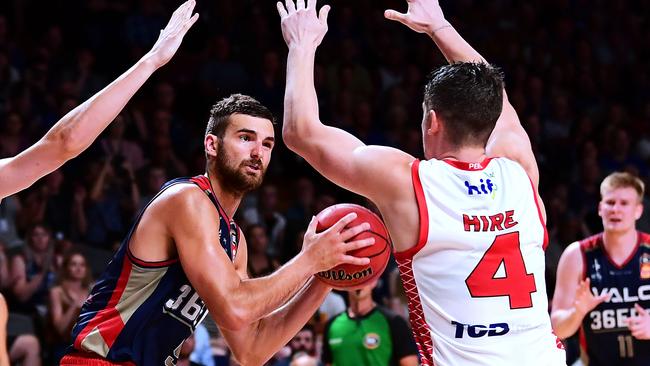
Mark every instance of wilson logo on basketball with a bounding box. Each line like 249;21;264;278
318;267;373;281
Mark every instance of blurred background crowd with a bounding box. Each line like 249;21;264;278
0;0;649;365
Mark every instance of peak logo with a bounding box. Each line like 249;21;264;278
464;179;494;196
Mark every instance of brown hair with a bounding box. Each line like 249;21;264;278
57;250;93;289
600;172;645;201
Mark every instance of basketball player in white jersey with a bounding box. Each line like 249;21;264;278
277;0;566;364
0;0;198;200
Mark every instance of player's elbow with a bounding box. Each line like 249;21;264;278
46;121;86;160
282;125;301;150
216;306;253;331
282;124;314;154
550;312;573;339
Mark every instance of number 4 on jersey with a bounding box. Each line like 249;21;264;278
465;232;537;309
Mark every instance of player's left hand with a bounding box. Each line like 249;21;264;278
277;0;330;49
146;0;199;68
384;0;447;35
627;303;650;340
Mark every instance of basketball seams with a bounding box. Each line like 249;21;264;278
314;203;391;289
364;239;389;259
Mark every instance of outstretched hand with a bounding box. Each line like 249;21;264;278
277;0;330;49
147;0;199;68
574;278;610;316
384;0;447;35
627;303;650;340
301;213;375;274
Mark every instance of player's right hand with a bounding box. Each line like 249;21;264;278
277;0;330;49
301;213;374;274
384;0;447;35
146;0;199;68
574;278;610;315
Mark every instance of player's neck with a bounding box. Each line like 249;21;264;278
437;145;486;163
205;173;242;218
602;229;638;261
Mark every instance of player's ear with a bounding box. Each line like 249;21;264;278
205;134;219;158
635;201;643;220
426;110;440;136
597;200;604;218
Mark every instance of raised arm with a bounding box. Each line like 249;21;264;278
551;242;609;338
171;186;373;363
384;0;483;63
278;0;414;204
0;0;199;199
385;0;539;188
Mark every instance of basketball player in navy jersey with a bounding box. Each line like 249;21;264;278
62;95;374;365
0;0;198;201
552;172;650;365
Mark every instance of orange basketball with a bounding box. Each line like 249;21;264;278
315;203;391;290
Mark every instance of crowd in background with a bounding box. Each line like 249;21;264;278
0;0;649;364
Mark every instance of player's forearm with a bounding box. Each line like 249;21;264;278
225;252;316;329
551;308;585;339
427;23;485;64
43;55;159;160
282;46;321;148
256;278;329;349
230;278;330;365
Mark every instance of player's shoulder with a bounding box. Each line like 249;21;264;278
152;180;213;217
639;231;650;244
578;233;603;251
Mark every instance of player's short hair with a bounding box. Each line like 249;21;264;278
205;94;275;138
424;62;504;147
600;172;645;201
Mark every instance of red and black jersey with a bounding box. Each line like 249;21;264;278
580;232;650;366
66;175;239;366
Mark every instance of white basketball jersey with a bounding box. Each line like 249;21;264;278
395;157;565;366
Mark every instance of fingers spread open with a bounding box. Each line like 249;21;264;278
384;9;407;23
327;212;357;234
340;255;371;266
296;0;306;11
185;13;199;30
277;2;288;18
339;222;370;241
319;5;331;24
346;237;375;251
285;0;297;13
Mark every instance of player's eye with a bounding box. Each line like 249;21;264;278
239;135;250;142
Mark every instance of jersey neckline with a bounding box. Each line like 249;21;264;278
441;157;493;171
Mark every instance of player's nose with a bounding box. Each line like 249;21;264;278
250;143;262;158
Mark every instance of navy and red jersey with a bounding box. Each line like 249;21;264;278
580;232;650;366
66;176;239;366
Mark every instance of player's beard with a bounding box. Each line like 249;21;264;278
213;142;265;196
